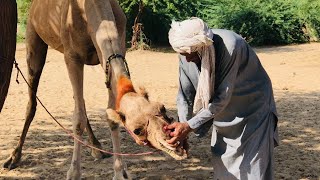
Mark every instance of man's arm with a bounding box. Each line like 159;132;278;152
187;43;245;130
176;58;196;122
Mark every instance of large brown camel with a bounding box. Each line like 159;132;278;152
2;0;187;179
0;0;17;112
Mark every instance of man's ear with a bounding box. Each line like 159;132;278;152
105;108;126;126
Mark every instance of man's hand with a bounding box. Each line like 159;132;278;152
164;122;192;145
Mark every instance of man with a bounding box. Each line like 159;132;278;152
164;17;279;179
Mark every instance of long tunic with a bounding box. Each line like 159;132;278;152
177;29;279;180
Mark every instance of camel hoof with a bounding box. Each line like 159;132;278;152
3;156;19;170
3;149;22;170
66;166;81;180
91;147;112;160
113;169;131;180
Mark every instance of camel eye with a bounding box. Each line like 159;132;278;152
133;128;143;135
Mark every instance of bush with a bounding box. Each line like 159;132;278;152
119;0;199;46
198;0;320;46
17;0;31;42
295;0;320;41
16;0;320;46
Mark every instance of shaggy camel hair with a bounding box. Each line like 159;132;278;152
3;0;187;179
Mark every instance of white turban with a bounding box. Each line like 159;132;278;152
169;17;214;53
169;17;215;114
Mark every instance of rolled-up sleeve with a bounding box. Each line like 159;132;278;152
176;58;196;123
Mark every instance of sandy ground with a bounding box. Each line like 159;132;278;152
0;43;319;180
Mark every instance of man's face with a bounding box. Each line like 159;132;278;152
180;52;200;63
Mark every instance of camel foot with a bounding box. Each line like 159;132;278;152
113;167;131;180
91;149;112;160
3;148;22;170
90;142;112;160
66;165;81;180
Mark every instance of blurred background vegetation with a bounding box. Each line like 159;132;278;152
17;0;320;47
16;0;31;42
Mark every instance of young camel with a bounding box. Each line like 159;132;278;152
3;0;187;179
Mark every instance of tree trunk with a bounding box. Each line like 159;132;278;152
0;0;17;112
130;0;144;49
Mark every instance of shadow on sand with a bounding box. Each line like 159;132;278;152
274;91;320;179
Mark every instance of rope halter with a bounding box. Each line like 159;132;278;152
105;54;131;89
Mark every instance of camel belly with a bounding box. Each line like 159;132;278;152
29;0;64;52
28;0;100;65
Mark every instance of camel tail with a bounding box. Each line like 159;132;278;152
0;0;17;112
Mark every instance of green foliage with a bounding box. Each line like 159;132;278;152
198;0;320;45
16;0;320;46
119;0;199;46
17;0;32;42
295;0;320;41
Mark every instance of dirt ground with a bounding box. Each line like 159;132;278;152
0;43;319;180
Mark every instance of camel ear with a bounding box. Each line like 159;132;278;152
106;109;126;126
137;86;149;100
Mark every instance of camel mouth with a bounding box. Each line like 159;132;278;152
157;138;188;160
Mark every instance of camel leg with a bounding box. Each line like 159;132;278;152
86;117;112;159
64;57;87;180
3;22;48;169
0;0;17;112
106;92;131;180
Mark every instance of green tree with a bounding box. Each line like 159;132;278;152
17;0;32;42
197;0;320;45
15;0;320;46
119;0;199;47
293;0;320;41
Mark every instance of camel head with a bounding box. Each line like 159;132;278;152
106;87;188;160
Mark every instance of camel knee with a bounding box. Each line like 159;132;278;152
105;108;122;131
72;119;86;136
72;112;87;135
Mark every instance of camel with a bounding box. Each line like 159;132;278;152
0;0;17;112
2;0;187;179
